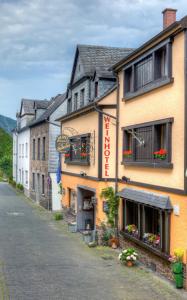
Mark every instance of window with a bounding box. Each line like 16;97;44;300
25;143;28;158
124;41;172;98
80;89;85;107
19;144;21;158
33;139;36;160
25;171;28;185
65;134;90;165
123;199;171;255
95;82;98;98
22;170;24;185
22;144;24;158
42;137;46;160
42;175;45;195
32;173;35;190
135;55;153;90
67;99;72;114
74;93;78;110
122;118;173;167
19;169;21;182
37;138;40;160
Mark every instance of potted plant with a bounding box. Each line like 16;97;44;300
108;236;119;249
169;248;184;289
118;248;138;267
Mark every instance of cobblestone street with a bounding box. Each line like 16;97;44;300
0;182;187;300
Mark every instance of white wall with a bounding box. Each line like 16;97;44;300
13;132;18;181
50;173;62;211
16;128;30;195
48;99;67;210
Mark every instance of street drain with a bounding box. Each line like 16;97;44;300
7;212;25;216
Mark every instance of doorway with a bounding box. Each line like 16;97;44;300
77;186;96;232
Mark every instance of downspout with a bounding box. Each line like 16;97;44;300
115;73;120;195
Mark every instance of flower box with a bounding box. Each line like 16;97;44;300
153;149;167;160
125;224;139;238
123;150;132;159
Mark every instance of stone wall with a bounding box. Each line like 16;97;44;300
30;122;51;209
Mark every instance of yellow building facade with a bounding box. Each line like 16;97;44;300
113;19;187;264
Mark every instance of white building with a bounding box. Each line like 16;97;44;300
13;99;48;197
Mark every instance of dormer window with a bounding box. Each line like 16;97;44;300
124;40;172;99
95;82;98;98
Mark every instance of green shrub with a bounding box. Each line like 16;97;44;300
16;183;24;191
54;212;63;221
12;180;16;188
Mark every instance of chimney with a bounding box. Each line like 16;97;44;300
162;8;177;29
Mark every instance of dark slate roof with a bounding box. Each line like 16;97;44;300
34;100;50;109
20;99;49;116
70;44;134;84
118;188;173;210
20;99;35;115
30;93;66;127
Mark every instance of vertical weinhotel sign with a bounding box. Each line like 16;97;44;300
103;116;110;177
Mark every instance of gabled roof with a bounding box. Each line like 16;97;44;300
70;44;134;85
56;84;117;123
30;93;66;127
20;99;35;116
112;15;187;71
20;99;49;116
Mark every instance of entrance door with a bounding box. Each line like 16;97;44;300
77;187;95;231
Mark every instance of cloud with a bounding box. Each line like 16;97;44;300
0;0;186;118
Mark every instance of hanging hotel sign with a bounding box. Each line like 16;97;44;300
103;116;111;177
56;127;79;153
56;134;70;153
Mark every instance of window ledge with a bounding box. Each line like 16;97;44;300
119;232;169;261
123;77;174;101
121;161;173;169
65;160;90;166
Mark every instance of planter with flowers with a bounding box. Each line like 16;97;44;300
118;248;138;267
123;150;132;160
64;152;70;159
81;152;89;160
169;248;184;289
125;224;139;238
143;233;160;248
153;149;167;160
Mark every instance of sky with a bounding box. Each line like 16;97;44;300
0;0;185;119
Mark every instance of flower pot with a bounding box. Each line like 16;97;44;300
126;261;133;267
174;273;183;289
111;242;117;249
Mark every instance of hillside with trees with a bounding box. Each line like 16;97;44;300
0;114;16;135
0;127;13;179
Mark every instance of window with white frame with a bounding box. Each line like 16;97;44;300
25;143;28;158
25;171;28;185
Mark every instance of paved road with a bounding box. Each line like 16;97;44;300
0;183;187;300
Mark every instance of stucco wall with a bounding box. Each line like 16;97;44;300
118;32;185;190
61;174;115;226
61;111;99;177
